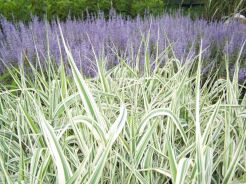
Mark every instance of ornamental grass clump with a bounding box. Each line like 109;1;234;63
0;30;245;183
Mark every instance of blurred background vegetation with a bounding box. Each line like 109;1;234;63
0;0;245;22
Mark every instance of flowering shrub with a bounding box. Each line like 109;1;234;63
0;11;245;77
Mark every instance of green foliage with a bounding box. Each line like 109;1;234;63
204;0;246;20
0;68;18;88
0;0;182;21
0;0;245;21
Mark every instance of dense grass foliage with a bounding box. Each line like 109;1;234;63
0;33;246;183
204;0;246;20
0;13;246;79
0;6;246;183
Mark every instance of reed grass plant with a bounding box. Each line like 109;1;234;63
0;30;245;183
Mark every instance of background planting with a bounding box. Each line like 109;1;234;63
0;12;246;79
0;0;245;22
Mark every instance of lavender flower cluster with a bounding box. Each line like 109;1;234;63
0;11;246;77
